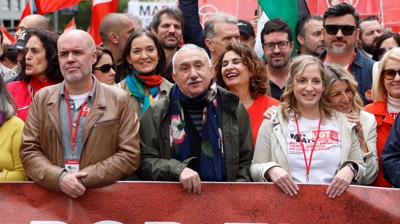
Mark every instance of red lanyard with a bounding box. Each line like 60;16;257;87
295;116;322;183
64;81;94;155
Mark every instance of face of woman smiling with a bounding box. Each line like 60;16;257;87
221;51;252;90
293;64;324;113
327;80;353;114
127;35;159;74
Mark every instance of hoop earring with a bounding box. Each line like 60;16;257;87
251;78;256;87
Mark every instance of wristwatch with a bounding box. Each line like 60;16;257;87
347;164;358;179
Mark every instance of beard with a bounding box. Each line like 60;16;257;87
268;52;289;69
361;41;376;55
161;35;181;50
325;37;356;55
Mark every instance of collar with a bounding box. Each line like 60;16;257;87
60;75;97;102
365;101;388;115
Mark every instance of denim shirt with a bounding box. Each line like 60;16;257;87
319;48;374;105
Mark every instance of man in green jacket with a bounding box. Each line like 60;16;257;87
137;44;253;194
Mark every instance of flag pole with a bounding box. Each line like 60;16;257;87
29;0;34;14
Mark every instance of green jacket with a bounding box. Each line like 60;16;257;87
137;86;254;182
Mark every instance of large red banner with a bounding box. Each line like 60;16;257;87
0;182;399;223
307;0;400;31
307;0;380;18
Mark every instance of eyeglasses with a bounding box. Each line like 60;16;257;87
93;63;114;73
263;41;289;51
382;70;400;80
324;25;356;36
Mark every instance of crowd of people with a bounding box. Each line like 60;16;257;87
1;2;400;199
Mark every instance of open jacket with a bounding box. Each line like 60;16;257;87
319;48;374;105
364;101;394;187
251;106;367;184
136;86;253;182
20;78;141;191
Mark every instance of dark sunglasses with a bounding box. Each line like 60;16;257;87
93;63;114;73
382;69;400;80
324;25;356;36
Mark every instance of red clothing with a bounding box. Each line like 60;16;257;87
6;77;57;122
364;101;395;187
247;95;280;144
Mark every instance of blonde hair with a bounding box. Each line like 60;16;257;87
324;63;364;113
281;55;331;121
372;48;400;102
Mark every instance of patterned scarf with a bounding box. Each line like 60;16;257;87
169;79;225;181
126;66;163;114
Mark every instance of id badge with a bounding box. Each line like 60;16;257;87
65;160;80;173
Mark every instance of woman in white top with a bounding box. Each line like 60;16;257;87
325;63;378;185
251;55;366;198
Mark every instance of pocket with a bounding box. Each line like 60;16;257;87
93;119;119;128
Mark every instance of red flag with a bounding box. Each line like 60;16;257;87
17;2;32;31
307;0;380;18
64;17;76;32
0;26;16;45
89;0;119;45
34;0;82;14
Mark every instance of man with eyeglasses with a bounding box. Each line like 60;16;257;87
260;18;294;101
319;3;375;105
20;30;140;198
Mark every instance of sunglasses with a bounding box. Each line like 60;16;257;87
382;70;400;80
324;25;356;36
93;63;114;73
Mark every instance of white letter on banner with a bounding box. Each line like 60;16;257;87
93;0;112;7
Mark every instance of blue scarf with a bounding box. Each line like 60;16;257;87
169;79;225;181
125;67;161;114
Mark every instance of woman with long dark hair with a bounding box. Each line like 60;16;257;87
118;29;172;116
6;29;62;121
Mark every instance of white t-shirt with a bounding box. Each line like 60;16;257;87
286;116;341;184
69;92;89;110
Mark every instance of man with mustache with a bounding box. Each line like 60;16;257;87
151;8;184;83
136;44;253;194
358;15;383;59
296;15;325;57
260;18;294;101
318;3;374;105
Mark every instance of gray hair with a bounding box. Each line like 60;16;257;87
125;13;142;27
172;44;211;74
204;12;237;40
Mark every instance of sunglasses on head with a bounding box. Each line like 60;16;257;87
324;25;356;36
93;63;114;73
